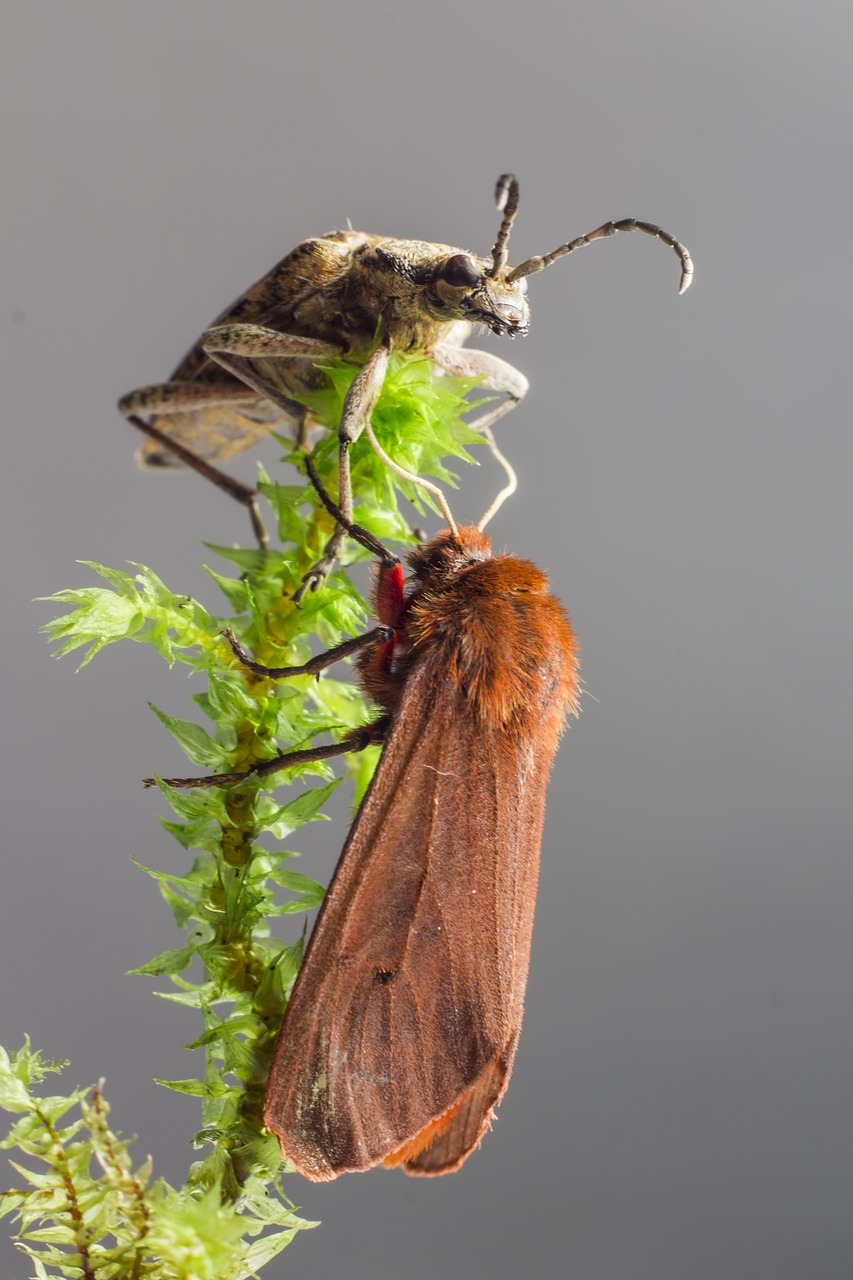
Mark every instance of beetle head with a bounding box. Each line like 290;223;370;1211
375;238;530;338
375;174;691;337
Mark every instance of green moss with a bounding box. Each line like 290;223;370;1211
8;355;486;1276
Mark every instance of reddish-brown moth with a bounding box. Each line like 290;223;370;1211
149;461;580;1178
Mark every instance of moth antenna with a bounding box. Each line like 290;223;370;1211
364;422;460;538
487;174;521;278
477;427;518;531
507;217;693;295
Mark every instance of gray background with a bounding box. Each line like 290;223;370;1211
2;2;851;1277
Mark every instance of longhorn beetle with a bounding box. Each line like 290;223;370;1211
120;174;692;594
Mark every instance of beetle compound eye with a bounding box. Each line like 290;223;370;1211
442;254;480;288
518;277;528;295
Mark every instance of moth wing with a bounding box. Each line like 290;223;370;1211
264;660;550;1179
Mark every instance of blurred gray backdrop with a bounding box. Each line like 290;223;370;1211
3;2;852;1277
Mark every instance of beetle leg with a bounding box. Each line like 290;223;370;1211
119;380;280;547
123;326;346;549
201;326;392;599
200;325;343;442
430;344;529;438
181;325;344;553
201;324;343;364
294;343;391;602
120;379;263;423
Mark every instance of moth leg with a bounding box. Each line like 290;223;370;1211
430;344;529;438
119;381;276;548
303;453;397;566
293;342;391;602
144;592;397;789
145;712;390;790
222;623;394;680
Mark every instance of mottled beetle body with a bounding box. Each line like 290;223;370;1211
130;228;530;471
120;175;691;577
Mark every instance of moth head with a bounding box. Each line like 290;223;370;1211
407;526;493;584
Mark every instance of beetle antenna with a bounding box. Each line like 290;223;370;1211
477;427;518;531
364;423;460;538
487;174;521;277
507;217;693;295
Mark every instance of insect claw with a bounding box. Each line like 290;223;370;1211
292;560;334;604
221;627;254;666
